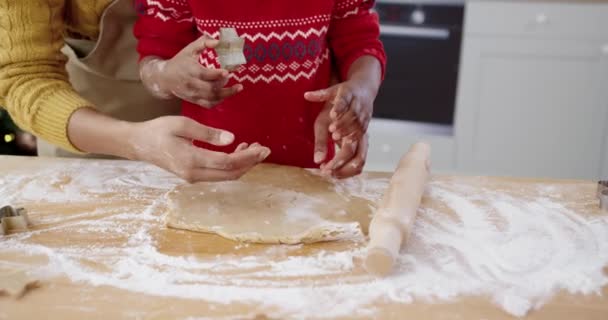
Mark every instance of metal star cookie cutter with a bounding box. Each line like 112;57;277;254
598;181;608;212
216;28;246;72
0;206;30;235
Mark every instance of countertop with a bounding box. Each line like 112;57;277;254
0;156;607;319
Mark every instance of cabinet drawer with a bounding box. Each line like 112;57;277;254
465;1;608;39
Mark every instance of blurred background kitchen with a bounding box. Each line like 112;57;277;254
368;0;608;180
0;109;36;156
1;0;607;180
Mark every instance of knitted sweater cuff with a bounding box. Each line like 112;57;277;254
33;88;94;154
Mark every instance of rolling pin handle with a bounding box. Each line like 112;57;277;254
365;219;403;276
364;142;431;277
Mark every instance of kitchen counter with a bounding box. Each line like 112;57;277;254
0;156;607;319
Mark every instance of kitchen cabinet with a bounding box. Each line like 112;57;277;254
602;46;608;180
604;136;608;179
454;1;608;179
366;119;455;173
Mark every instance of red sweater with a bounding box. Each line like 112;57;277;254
134;0;386;168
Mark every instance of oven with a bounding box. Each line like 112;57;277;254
373;0;465;127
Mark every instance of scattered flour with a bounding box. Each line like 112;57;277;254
1;160;608;318
1;160;180;206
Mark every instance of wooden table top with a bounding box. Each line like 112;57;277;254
0;155;606;320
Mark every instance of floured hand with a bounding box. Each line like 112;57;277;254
304;79;374;144
304;56;382;178
310;101;368;179
325;133;369;179
126;116;270;182
139;35;243;108
307;78;373;178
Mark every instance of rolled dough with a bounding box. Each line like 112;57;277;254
165;164;376;244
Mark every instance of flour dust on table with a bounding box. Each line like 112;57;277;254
0;159;607;318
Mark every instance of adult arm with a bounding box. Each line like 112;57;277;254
68;108;271;182
0;1;269;181
0;0;92;153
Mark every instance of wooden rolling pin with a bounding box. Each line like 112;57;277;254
364;142;431;276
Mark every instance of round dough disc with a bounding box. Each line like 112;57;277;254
165;164;375;244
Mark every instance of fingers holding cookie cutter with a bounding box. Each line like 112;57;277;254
0;206;30;235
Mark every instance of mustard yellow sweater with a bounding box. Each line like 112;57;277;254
0;0;113;152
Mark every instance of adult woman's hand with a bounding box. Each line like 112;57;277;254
139;36;242;108
127;116;270;182
68;108;270;182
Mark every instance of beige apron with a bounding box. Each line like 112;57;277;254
37;0;181;158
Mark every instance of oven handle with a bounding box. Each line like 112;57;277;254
379;25;450;40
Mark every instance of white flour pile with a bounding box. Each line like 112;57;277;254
1;160;608;318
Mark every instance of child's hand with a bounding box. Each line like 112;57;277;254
311;100;369;179
139;36;243;108
304;79;375;144
324;134;369;179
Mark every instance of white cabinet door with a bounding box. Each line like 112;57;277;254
455;37;608;179
601;43;608;180
366;119;455;173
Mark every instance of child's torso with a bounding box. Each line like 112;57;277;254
184;1;338;167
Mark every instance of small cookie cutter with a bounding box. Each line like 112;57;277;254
0;206;30;235
598;181;608;212
216;28;246;71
